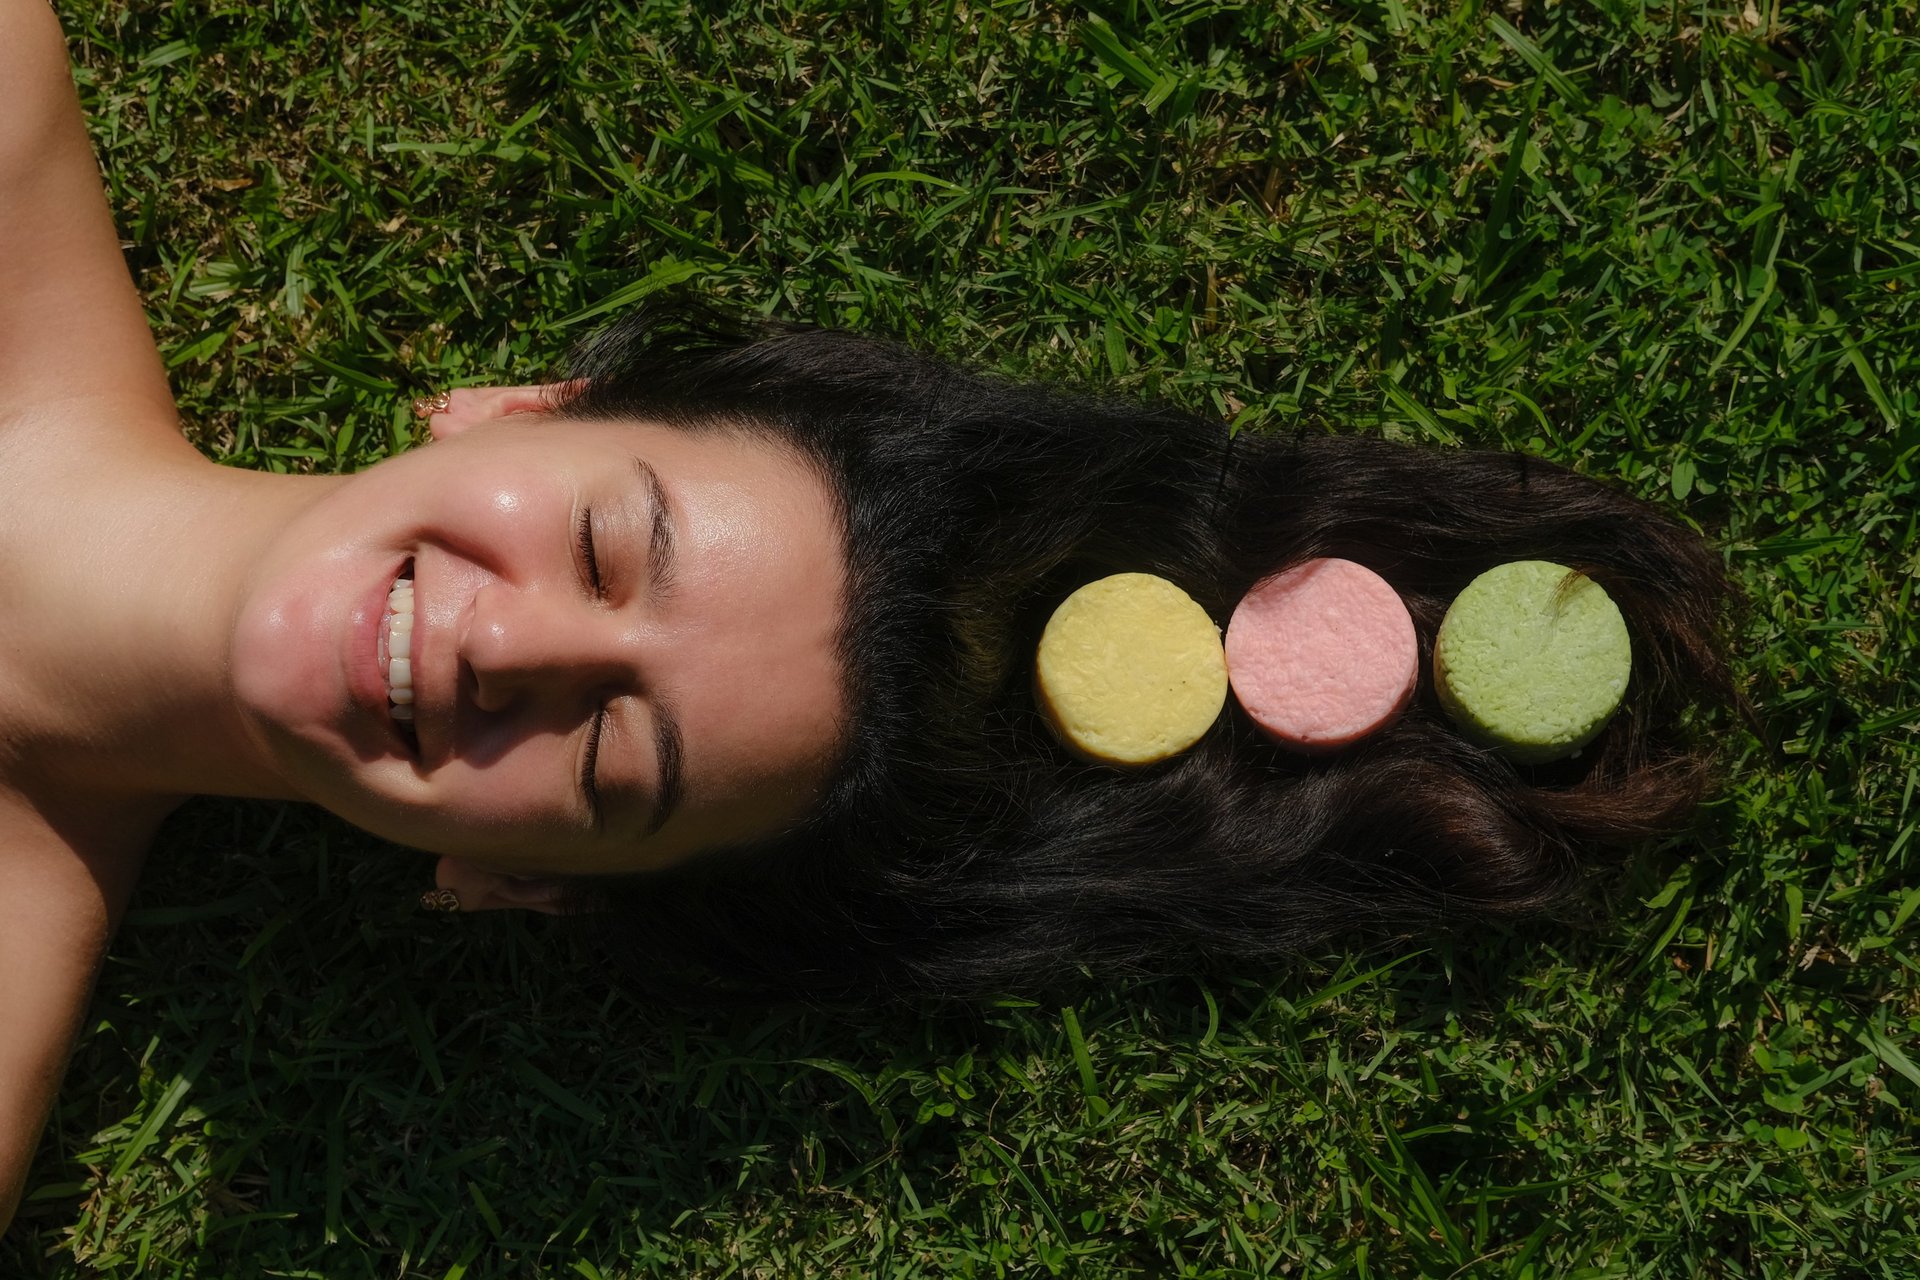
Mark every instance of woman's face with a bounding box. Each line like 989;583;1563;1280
230;407;848;878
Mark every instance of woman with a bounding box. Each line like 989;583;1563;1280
0;0;848;1225
0;0;1740;1232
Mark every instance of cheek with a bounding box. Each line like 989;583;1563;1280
423;754;574;834
407;449;565;530
294;730;574;851
354;450;560;570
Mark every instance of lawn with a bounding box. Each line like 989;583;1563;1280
5;0;1916;1276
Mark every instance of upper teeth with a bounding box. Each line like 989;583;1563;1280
382;576;415;720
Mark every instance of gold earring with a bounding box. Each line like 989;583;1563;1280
419;887;461;912
411;390;452;420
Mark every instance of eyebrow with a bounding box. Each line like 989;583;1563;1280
633;455;684;838
644;690;684;838
636;455;679;605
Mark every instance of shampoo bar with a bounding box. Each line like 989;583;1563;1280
1035;573;1227;766
1225;558;1417;752
1434;560;1631;763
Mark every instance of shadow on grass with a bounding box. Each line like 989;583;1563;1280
6;782;1750;1278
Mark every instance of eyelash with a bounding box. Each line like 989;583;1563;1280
581;706;606;822
578;504;605;821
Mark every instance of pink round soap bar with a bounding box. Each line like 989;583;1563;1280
1225;558;1417;752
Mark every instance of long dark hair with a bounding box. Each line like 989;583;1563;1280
544;295;1741;1007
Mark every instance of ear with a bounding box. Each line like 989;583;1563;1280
424;381;587;442
433;854;568;915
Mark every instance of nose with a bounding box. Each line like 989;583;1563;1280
460;581;632;714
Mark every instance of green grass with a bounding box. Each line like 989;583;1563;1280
6;0;1917;1275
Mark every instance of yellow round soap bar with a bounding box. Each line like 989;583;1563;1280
1034;573;1227;765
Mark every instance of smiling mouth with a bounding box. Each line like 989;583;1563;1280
378;559;418;748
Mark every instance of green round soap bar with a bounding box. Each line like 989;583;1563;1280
1434;561;1631;763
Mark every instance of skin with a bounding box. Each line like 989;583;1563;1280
237;393;850;883
0;1;846;1233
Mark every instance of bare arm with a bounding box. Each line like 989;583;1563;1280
0;3;181;1235
0;0;179;431
0;815;148;1238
